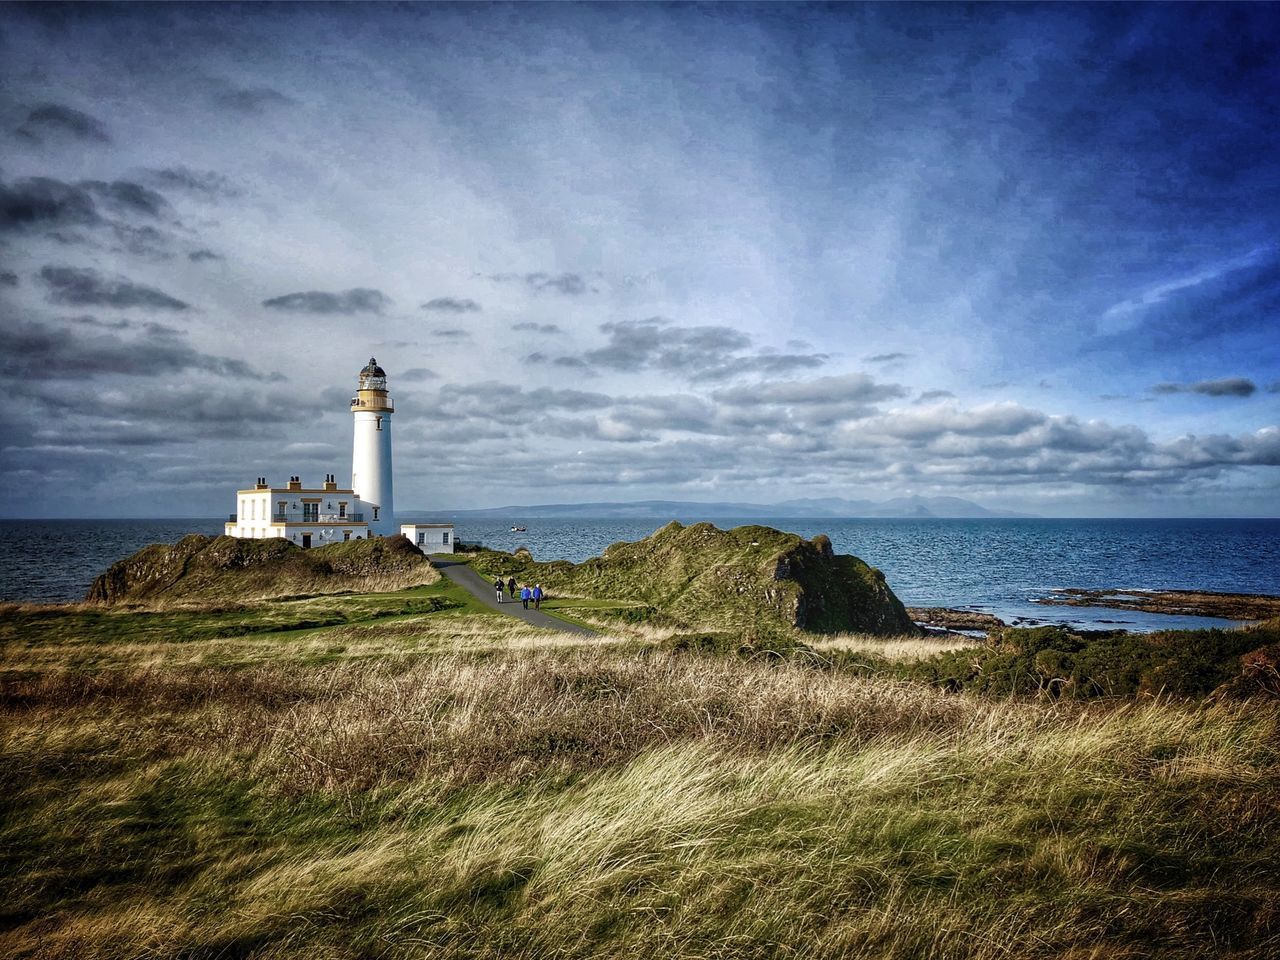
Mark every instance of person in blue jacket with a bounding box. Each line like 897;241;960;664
533;584;544;609
520;585;531;609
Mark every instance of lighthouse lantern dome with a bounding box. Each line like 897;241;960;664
359;357;387;391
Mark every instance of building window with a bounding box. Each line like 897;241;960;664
303;503;319;522
442;532;450;544
338;502;347;518
417;532;425;545
344;531;351;541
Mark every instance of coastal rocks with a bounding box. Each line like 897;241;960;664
1034;588;1280;622
908;607;1007;632
473;521;919;636
86;534;437;606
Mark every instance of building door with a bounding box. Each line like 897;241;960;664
302;534;312;549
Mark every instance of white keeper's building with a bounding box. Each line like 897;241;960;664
225;358;455;553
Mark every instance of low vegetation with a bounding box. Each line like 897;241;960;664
3;532;1279;957
3;601;1280;957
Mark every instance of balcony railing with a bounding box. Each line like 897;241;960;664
271;513;364;524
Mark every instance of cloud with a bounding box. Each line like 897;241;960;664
261;288;390;314
0;177;100;232
712;373;906;408
421;297;481;313
917;389;955;402
1099;247;1274;335
536;317;829;381
210;83;295;113
39;265;190;311
143;167;239;199
188;249;223;262
399;367;435;382
865;352;911;363
1152;378;1257;398
16;103;110;143
0;311;256;380
0;272;17;287
483;272;592;295
430;328;470;340
513;322;563;333
80;180;169;219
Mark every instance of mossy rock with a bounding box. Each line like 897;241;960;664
471;522;917;637
87;534;437;606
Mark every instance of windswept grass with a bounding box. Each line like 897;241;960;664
2;602;1278;957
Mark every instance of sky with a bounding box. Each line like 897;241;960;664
1;2;1278;518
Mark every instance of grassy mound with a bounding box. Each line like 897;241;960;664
471;521;918;636
86;534;438;606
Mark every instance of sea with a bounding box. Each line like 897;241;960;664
1;517;1277;633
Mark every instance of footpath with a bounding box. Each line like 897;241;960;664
432;559;596;635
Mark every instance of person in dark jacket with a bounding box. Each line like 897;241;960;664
507;576;517;598
493;577;504;603
520;585;531;609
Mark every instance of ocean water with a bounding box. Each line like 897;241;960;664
2;516;1277;632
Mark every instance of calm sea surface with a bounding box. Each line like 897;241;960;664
2;517;1277;632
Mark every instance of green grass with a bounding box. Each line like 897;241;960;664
2;596;1279;957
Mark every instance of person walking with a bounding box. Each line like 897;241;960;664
520;585;531;609
493;577;504;603
507;576;517;598
533;583;544;610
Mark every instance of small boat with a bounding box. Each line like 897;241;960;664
510;525;527;532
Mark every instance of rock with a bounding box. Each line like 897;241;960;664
908;607;1007;631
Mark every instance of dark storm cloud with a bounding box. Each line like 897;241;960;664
1151;378;1258;398
917;390;956;402
421;297;481;313
484;272;592;295
0;177;100;231
865;352;911;363
0;272;17;287
39;266;189;311
399;367;435;382
188;249;222;262
513;322;563;334
143;166;239;199
261;288;390;314
0;312;256;380
16;103;110;143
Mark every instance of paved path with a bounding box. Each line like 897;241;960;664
433;560;596;635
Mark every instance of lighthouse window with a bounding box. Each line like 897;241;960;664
376;417;383;431
372;507;379;520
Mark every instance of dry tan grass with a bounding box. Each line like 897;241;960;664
807;631;983;661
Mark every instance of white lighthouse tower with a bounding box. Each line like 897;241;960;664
350;357;396;536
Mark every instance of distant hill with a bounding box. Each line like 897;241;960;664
421;495;1034;520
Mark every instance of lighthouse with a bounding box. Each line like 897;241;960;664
350;357;396;535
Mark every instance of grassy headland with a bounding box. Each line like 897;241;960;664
3;525;1279;958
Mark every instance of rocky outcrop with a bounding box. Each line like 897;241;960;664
87;534;437;606
473;521;919;636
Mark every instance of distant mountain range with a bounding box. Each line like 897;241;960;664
416;496;1036;520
